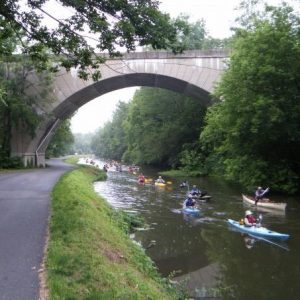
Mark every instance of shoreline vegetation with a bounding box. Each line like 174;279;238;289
159;169;204;178
45;158;182;299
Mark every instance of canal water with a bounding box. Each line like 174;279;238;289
87;159;300;299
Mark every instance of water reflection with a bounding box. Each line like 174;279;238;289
84;158;300;299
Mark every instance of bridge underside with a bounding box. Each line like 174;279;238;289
11;73;212;167
53;73;212;119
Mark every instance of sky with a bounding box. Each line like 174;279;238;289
70;0;297;134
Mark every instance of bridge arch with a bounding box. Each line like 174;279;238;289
53;73;212;120
10;50;228;166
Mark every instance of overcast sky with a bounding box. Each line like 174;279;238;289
70;0;297;134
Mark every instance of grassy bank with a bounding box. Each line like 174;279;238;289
46;165;180;299
160;169;204;177
63;155;80;165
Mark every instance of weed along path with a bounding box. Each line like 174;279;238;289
0;159;73;300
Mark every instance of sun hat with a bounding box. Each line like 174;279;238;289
245;210;252;216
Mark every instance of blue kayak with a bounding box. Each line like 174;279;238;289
228;219;290;240
183;207;200;214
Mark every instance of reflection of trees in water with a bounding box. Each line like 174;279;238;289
200;227;300;300
137;218;210;276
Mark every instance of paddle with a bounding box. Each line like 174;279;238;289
185;181;190;195
257;213;263;226
248;234;289;251
255;187;270;204
253;214;289;251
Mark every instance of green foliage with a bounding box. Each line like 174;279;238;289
91;88;206;169
110;210;145;234
72;132;93;154
0;19;55;167
0;154;23;169
46;119;74;158
168;14;232;51
182;3;300;193
0;65;52;166
91;101;129;160
122;87;206;167
0;0;183;80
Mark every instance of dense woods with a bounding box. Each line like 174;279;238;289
91;88;206;168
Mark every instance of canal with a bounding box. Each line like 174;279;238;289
88;159;300;299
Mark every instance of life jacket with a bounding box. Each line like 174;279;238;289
246;215;256;224
185;198;194;207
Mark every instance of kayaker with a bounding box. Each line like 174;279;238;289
183;194;196;208
155;176;165;184
244;210;258;227
138;173;145;184
255;186;269;204
191;185;207;197
180;180;187;188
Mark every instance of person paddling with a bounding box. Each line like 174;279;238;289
155;176;165;184
244;210;260;227
138;173;145;184
183;194;196;209
255;186;269;205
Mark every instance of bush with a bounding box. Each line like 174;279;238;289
0;156;23;169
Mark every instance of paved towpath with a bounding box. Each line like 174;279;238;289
0;159;73;300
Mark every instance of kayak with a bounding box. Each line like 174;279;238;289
144;178;153;183
242;194;287;211
192;195;212;202
182;207;200;214
227;219;290;240
155;182;166;187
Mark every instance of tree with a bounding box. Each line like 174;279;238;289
73;133;94;155
0;58;53;168
46;119;74;158
198;3;300;193
91;101;129;160
167;14;232;51
0;19;55;167
0;0;181;80
122;87;206;167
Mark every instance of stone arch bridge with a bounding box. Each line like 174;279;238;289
11;50;229;167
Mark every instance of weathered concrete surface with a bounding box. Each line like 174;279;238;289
0;159;73;300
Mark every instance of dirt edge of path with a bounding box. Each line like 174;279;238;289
39;219;50;300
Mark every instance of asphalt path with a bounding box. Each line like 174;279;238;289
0;159;73;300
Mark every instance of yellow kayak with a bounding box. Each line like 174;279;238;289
145;178;153;183
155;182;166;187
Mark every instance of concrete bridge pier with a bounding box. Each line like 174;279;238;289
10;118;61;168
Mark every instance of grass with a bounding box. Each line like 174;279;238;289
63;155;81;165
46;165;180;299
160;169;205;177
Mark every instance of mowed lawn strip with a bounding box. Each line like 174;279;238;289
46;165;179;299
